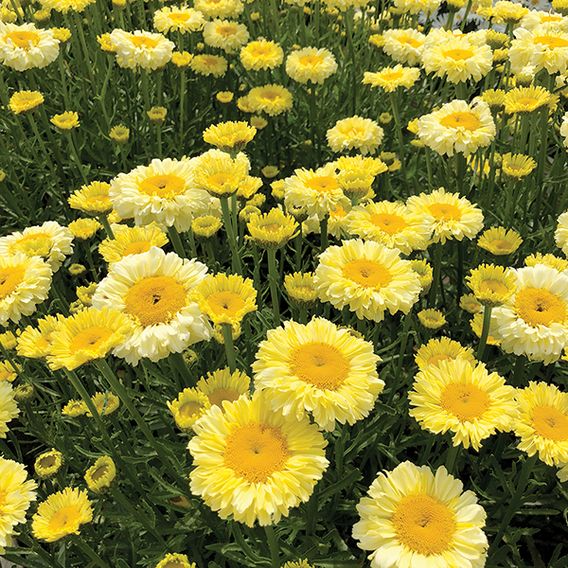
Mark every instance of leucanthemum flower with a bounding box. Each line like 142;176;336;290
193;149;250;196
253;317;383;431
0;360;19;383
203;120;256;151
46;307;135;371
410;360;516;450
68;181;112;215
196;367;250;407
68;218;101;239
555;210;568;255
353;461;488;568
514;382;568;465
362;65;420;92
393;0;441;13
417;99;496;156
509;25;568;75
17;314;63;359
109;157;213;231
32;487;93;543
190;53;228;77
284;272;319;305
0;253;52;326
409;259;433;293
407;187;484;244
155;554;196;568
39;0;94;13
194;0;243;18
240;39;283;70
314;239;421;322
525;253;568;273
84;456;116;493
203;19;249;53
108;29;174;70
478;226;522;255
382;28;425;65
0;457;37;550
192;215;222;238
327;116;384;155
285;47;338;84
168;387;211;431
0;221;73;272
467;264;516;306
92;247;211;365
346;201;432;254
491;264;568;363
415;337;475;371
34;450;63;478
503;85;556;114
9;90;43;114
246;84;293;116
0;382;18;439
153;6;205;34
247;208;299;248
98;224;169;264
188;392;328;527
0;22;59;71
89;391;120;417
417;308;446;329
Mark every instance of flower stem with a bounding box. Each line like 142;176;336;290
477;305;492;360
444;444;460;474
221;323;237;372
167;225;186;257
220;195;242;274
98;213;114;239
319;216;329;252
267;248;281;326
264;525;280;568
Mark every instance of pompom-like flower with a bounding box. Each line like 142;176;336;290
503;85;556;114
203;121;256;151
68;181;112;215
34;450;64;478
109;29;174;70
509;25;568;75
0;22;59;71
168;387;211;431
98;224;168;264
415;337;475;371
467;264;516;306
362;64;420;92
203;19;249;53
84;456;116;493
240;39;283;70
153;6;205;34
247;208;299;248
196;367;250;407
327;116;384;155
477;226;522;255
382;28;425;65
285;47;337;84
417;308;446;329
9;90;43;114
246;84;293;116
193;149;250;196
392;0;441;14
155;554;196;568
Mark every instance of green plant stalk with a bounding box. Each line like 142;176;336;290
319;215;329;251
477;305;493;360
388;92;405;166
220;195;242;274
221;323;237;372
445;444;460;474
167;225;186;257
267;248;281;326
428;244;442;305
73;535;108;568
264;525;280;568
98;213;115;239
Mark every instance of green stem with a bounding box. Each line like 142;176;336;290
221;323;237;372
264;525;280;568
73;536;108;568
267;248;281;326
167;225;186;257
445;444;460;474
477;305;492;360
319;216;329;251
388;92;405;168
98;213;114;239
220;195;242;274
428;245;442;305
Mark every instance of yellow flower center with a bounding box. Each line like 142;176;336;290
428;202;462;221
490;239;514;252
392;494;456;555
306;175;339;192
90;464;109;482
179;401;204;419
440;382;491;421
0;265;25;300
399;35;422;48
370;213;407;234
478;278;509;295
342;259;392;288
208;388;240;407
168;12;190;22
216;24;238;36
162;562;186;568
37;455;57;469
129;35;159;48
11;233;51;257
6;30;40;49
515;287;567;327
516;97;540;108
380;69;404;81
122;241;152;256
532;405;568;441
443;47;474;60
440;111;481;130
139;174;186;198
290;342;349;390
224;423;289;483
298;53;325;66
534;35;568;49
124;275;187;326
69;326;114;354
47;505;81;533
206;291;245;317
427;353;451;366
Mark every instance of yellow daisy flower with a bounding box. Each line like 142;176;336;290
196;367;250;407
417;308;446;329
362;64;420;92
51;111;79;130
503;85;556;114
155;553;196;568
382;28;425;65
84;456;116;493
284;272;319;305
190;53;228;77
168;387;211;431
203;120;256;151
0;382;19;439
415;337;475;371
326;116;384;155
8;90;43;114
0;22;59;71
203;19;249;53
108;29;174;70
247;208;299;248
240;39;283;70
525;252;568;272
0;360;19;382
89;392;120;417
193;149;250;197
477;226;522;255
246;84;293;116
68;218;101;239
285;46;338;84
68;181;112;215
467;264;516;306
153;6;205;34
34;449;64;478
556;210;568;256
409;259;433;293
98;224;169;264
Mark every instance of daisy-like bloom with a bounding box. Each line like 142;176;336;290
89;392;120;417
0;253;52;326
409;259;433;293
68;218;101;239
327;116;384;155
362;65;420;92
0;360;19;382
393;0;441;13
556;210;568;255
514;382;568;465
509;24;568;75
99;224;168;264
467;264;516;307
478;226;522;255
108;29;174;70
171;51;192;67
410;359;516;450
0;382;18;439
246;84;293;116
422;36;493;84
68;181;112;215
147;106;167;123
39;0;94;12
203;19;249;53
168;387;211;431
240;39;283;71
203;121;256;152
193;149;250;197
353;461;488;567
282;562;313;568
62;399;87;417
51;111;79;130
109;157;212;231
153;6;205;34
0;221;73;273
32;487;93;543
525;253;568;273
0;331;18;351
503;85;556;114
491;0;529;23
417;99;496;157
84;456;116;493
285;47;337;84
253;318;383;431
283;164;348;220
247;208;299;249
194;0;243;18
0;457;37;550
17;314;63;359
417;308;446;329
191;273;257;331
407;187;484;244
192;215;222;238
346;201;432;255
284;272;318;305
156;554;196;568
382;28;425;65
481;88;506;108
9;90;43;114
34;450;63;478
216;90;233;103
196;367;250;407
0;22;59;71
92;247;211;365
46;307;135;371
314;239;422;322
521;10;568;30
415;337;475;371
491;264;568;363
188;392;328;526
190;53;228;77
